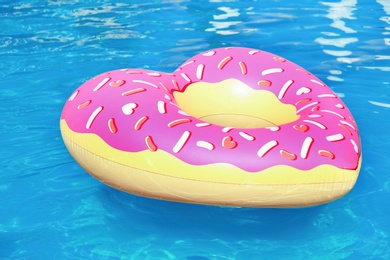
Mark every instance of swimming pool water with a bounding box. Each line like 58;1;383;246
1;0;390;259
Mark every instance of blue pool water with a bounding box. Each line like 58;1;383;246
1;0;390;259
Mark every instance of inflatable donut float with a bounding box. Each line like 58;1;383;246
60;47;361;207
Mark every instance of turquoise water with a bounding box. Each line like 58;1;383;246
1;0;390;259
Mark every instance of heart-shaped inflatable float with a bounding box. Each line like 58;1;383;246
60;47;361;207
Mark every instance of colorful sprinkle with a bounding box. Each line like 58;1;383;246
145;136;158;152
222;136;237;149
181;73;191;82
318;150;335;159
77;100;91;109
301;137;314;159
125;70;142;74
273;56;286;62
196;64;205;80
266;126;280;132
351;139;359;154
278;80;294;99
108;118;118;134
203;51;216;56
69;90;79;101
293;125;309;132
257;80;272;87
238;61;247;75
303;119;327;130
173;131;191;153
318;94;337;98
122;103;137;115
239;131;255;141
340;120;356;131
195;122;211;127
295;98;312;106
146;72;161;77
168;118;192;128
321;109;345;119
109;80;126;87
296;68;310;75
257;140;278;157
158;101;167;114
262;68;283;76
326;133;345;142
172;80;180;90
178;110;190;116
248;50;260;55
218;56;233;70
296;101;319;114
196;141;215;151
133;80;158;89
121;88;146;96
280;149;297;160
93;77;110;91
222;127;233;133
181;60;195;67
86;106;103;129
296;87;311;95
339;123;352;135
310;79;325;86
134;116;149;130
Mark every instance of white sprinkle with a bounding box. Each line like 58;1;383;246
93;77;110;91
321;109;345;119
257;140;278;157
239;132;255;141
122;103;137;115
351;139;359;154
181;60;195;67
266;126;280;132
196;122;211;127
196;64;205;80
301;137;314;159
146;72;161;77
202;51;216;56
178;110;190;116
308;114;322;118
326;133;345;142
303;119;326;130
173;131;191;153
248;50;260;55
296;101;319;114
86;106;103;129
318;94;337;98
196;141;214;150
164;94;171;100
278;80;294;99
126;70;142;74
68;90;79;101
169;102;179;107
158;101;166;114
261;68;283;76
335;104;344;109
296;87;311;95
340;120;356;131
310;79;324;86
181;73;191;82
133;80;158;89
222;127;233;133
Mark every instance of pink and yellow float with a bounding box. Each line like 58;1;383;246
60;47;361;207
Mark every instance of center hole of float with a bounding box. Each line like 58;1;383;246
173;79;299;129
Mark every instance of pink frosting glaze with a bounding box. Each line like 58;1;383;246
61;47;361;172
